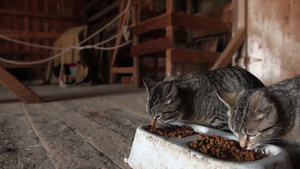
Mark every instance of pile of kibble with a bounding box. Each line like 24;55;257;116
145;125;198;138
189;133;269;162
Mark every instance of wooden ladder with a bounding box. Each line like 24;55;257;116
110;0;246;86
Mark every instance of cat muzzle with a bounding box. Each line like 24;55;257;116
151;116;161;127
239;140;247;148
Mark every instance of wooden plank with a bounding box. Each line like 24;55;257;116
30;0;40;54
59;97;148;140
110;0;129;84
110;67;134;73
88;0;121;23
0;51;50;56
232;0;246;67
0;61;44;69
23;103;119;168
165;0;175;75
131;13;171;35
26;102;133;168
0;29;60;39
131;37;172;56
132;5;140;86
0;104;54;169
171;12;231;32
210;28;246;70
232;0;245;33
196;3;233;23
142;67;165;72
0;9;81;21
171;49;221;63
23;0;31;52
0;65;42;103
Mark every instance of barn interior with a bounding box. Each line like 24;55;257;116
0;0;299;168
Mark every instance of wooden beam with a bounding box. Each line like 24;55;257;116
110;67;134;73
88;0;121;23
210;28;246;70
171;12;231;32
0;9;81;21
131;37;172;56
165;0;175;75
171;49;221;63
132;5;140;87
0;65;42;103
0;60;44;69
130;0;160;7
131;13;171;35
110;0;129;84
0;29;60;39
142;67;165;72
0;51;50;56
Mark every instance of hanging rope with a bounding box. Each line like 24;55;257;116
0;0;133;65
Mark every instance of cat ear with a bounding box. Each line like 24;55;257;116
162;81;177;99
143;77;157;93
255;91;273;112
255;91;278;121
217;91;241;108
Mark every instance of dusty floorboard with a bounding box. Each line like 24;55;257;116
0;84;149;169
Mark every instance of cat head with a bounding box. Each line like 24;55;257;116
217;90;279;149
143;77;182;127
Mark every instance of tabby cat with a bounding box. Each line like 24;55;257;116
143;67;265;131
217;75;300;149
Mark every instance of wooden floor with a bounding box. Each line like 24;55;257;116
0;84;150;169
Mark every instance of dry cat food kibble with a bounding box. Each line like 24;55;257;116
145;125;198;138
189;133;269;162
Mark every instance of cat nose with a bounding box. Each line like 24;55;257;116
239;141;247;148
151;116;161;126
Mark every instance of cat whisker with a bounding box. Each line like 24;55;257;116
262;137;281;145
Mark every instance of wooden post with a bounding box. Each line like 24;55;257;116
210;28;246;70
110;0;129;84
232;0;247;66
0;65;42;103
165;0;175;76
132;4;140;87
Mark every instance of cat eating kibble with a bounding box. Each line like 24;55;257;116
143;67;265;131
217;75;300;149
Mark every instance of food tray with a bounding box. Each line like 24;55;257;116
126;122;292;169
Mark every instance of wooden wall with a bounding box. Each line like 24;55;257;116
236;0;300;85
0;0;85;80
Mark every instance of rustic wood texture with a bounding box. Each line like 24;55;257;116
132;5;141;86
131;37;172;56
0;65;42;103
0;104;54;168
171;49;221;63
211;28;246;70
0;29;60;39
171;12;231;32
110;0;130;84
111;67;134;73
131;13;171;35
0;84;149;169
0;9;81;21
0;0;84;79
236;0;300;85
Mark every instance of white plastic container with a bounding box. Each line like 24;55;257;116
126;122;293;169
